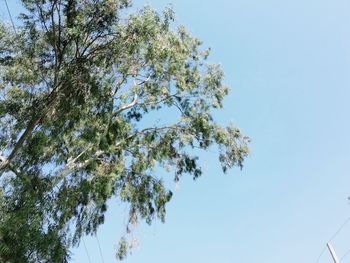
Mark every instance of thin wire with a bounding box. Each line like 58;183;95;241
82;238;92;263
3;0;16;33
328;217;350;243
340;247;350;261
314;246;327;263
314;216;350;263
96;234;105;263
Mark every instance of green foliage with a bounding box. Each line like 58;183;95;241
0;0;249;262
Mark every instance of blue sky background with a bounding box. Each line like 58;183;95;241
2;0;350;262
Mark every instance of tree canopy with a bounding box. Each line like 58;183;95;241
0;0;249;262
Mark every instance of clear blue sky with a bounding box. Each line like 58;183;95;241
2;0;350;262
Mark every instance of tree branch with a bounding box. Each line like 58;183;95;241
0;79;65;174
52;149;104;185
0;117;41;171
113;93;138;117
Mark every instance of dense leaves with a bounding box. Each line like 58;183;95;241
0;0;249;262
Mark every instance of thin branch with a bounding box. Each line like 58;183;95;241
113;93;138;117
101;74;128;138
52;149;104;185
113;124;183;150
140;92;179;108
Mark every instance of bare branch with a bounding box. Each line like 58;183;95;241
113;93;138;117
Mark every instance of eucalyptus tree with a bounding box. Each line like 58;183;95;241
0;0;249;261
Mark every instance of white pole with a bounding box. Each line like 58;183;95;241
327;242;340;263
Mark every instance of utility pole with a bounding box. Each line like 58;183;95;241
327;242;340;263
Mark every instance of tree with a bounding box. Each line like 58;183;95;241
0;0;249;262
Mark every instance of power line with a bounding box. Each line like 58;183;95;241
82;238;92;263
340;247;350;262
96;234;105;263
3;0;16;33
314;246;327;263
314;216;350;263
328;217;350;243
